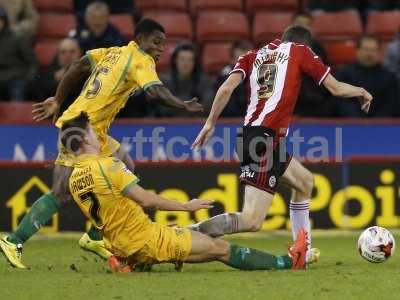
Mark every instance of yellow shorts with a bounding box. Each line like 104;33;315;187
130;224;192;264
55;134;120;167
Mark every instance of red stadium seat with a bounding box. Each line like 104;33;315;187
313;10;362;41
323;41;357;67
158;43;177;72
366;11;400;41
38;14;76;40
253;12;293;46
34;0;73;13
136;0;187;12
35;41;59;67
196;11;250;43
144;12;192;41
0;102;36;122
202;42;232;74
246;0;298;12
190;0;243;13
110;14;134;40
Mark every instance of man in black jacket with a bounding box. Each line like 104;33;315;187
0;7;37;101
36;38;85;114
336;35;399;117
69;1;126;53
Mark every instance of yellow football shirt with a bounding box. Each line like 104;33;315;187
69;155;153;257
56;41;162;148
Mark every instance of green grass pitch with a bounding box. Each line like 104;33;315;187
1;231;399;300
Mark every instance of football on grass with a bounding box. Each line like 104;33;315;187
358;226;395;263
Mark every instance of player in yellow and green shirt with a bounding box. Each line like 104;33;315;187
65;112;308;272
0;19;203;269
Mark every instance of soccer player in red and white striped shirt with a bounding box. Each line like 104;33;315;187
191;26;372;263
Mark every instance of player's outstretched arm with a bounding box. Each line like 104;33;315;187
192;72;242;149
145;84;204;113
323;74;373;113
124;183;213;212
32;55;92;122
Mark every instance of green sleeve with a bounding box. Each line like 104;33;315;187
122;178;140;196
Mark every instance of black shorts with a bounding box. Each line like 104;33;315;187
237;126;292;194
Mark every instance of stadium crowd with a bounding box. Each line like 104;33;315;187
0;0;399;118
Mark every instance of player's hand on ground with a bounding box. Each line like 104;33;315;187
184;97;204;113
32;97;60;122
184;199;214;212
358;88;373;113
191;122;215;150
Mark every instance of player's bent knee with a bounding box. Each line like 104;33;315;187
301;170;314;197
292;169;314;199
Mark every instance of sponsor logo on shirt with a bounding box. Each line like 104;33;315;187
240;166;255;179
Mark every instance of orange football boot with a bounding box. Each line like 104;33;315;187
288;228;308;270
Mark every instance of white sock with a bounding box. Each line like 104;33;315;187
289;199;312;259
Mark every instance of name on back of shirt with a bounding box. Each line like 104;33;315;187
254;51;289;68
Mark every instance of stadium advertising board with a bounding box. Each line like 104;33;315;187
0;120;399;162
0;160;399;232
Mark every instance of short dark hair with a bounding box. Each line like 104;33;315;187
281;25;312;45
357;34;380;49
60;112;90;154
134;18;165;38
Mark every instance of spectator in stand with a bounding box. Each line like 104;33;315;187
336;35;399;118
69;1;126;53
37;38;82;102
0;7;37;101
292;12;337;117
156;42;213;117
214;40;252;118
384;29;400;84
74;0;142;25
0;0;38;41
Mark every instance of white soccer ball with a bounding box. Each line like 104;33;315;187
358;226;395;263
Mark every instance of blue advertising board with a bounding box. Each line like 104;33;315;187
0;119;399;162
